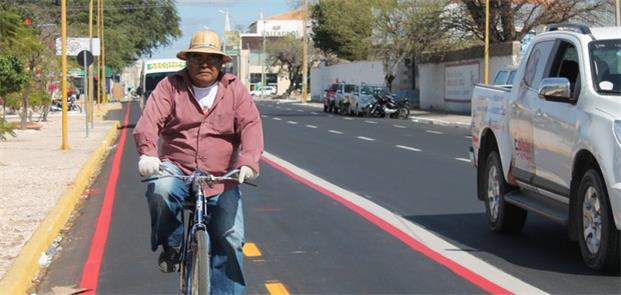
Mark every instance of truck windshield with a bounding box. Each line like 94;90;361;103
145;72;174;94
589;39;621;95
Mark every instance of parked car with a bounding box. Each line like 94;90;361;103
250;86;277;96
349;85;387;116
334;83;357;114
323;83;338;112
470;24;620;271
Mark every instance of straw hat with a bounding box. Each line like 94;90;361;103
176;31;232;63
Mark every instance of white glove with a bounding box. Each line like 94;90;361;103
138;155;161;177
238;166;257;184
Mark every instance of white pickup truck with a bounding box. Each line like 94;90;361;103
470;24;620;271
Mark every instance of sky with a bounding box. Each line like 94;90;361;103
150;0;298;59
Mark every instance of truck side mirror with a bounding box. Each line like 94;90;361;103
538;77;572;102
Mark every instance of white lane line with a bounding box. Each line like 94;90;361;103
357;136;375;141
343;117;354;120
395;145;422;152
297;109;304;112
261;115;269;118
285;108;293;111
328;130;343;134
261;152;545;294
287;121;298;125
273;117;282;121
306;125;318;129
426;130;444;135
310;112;319;115
465;136;472;139
455;157;471;163
393;124;407;129
365;120;377;124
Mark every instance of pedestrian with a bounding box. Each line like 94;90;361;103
132;30;264;294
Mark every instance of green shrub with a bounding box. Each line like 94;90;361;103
0;116;16;141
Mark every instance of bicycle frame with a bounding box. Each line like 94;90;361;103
181;176;211;295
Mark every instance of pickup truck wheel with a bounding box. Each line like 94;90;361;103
577;169;620;272
483;151;527;232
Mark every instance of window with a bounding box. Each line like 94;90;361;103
344;84;356;93
145;72;172;93
493;70;508;85
589;39;621;95
507;70;517;85
249;50;261;66
523;40;555;88
546;40;581;98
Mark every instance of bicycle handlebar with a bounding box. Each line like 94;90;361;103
141;168;257;188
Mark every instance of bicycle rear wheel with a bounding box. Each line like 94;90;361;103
190;229;210;295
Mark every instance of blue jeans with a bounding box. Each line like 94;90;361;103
145;161;246;294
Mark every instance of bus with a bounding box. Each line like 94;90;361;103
138;58;185;103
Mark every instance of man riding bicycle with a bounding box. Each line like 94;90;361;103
133;30;264;294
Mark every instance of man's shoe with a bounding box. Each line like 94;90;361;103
158;245;181;273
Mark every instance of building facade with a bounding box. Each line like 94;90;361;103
238;9;304;95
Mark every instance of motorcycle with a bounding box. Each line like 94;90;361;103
364;93;410;119
49;95;82;113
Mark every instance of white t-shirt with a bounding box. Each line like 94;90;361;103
192;83;219;110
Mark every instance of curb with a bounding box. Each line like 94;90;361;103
0;121;120;294
410;117;471;129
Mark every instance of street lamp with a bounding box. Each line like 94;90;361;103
218;9;229;50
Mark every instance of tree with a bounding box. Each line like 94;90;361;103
0;22;45;129
373;0;463;90
451;0;615;43
0;55;29;118
266;34;321;97
64;0;182;71
311;0;374;61
266;34;304;97
0;54;27;140
0;0;182;71
0;11;20;44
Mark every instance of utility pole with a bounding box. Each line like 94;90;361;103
484;0;490;84
302;0;308;103
60;0;69;150
89;0;94;128
96;0;101;107
101;0;107;107
261;13;266;99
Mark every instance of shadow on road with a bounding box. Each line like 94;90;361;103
404;212;618;277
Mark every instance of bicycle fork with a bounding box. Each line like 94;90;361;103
182;182;210;295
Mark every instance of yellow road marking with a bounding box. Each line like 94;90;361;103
243;242;262;257
265;281;290;295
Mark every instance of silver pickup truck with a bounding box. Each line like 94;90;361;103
470;24;620;271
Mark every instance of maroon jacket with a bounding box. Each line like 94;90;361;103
133;70;264;195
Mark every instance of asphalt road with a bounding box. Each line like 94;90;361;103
36;100;620;294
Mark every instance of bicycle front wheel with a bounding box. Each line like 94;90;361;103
191;229;210;295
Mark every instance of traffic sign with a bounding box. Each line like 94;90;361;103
56;37;100;56
77;50;94;68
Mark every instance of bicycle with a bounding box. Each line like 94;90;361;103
142;168;255;295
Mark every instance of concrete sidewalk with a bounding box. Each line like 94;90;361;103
0;103;122;294
274;99;472;129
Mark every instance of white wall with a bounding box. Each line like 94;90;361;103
310;60;385;101
419;43;520;113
